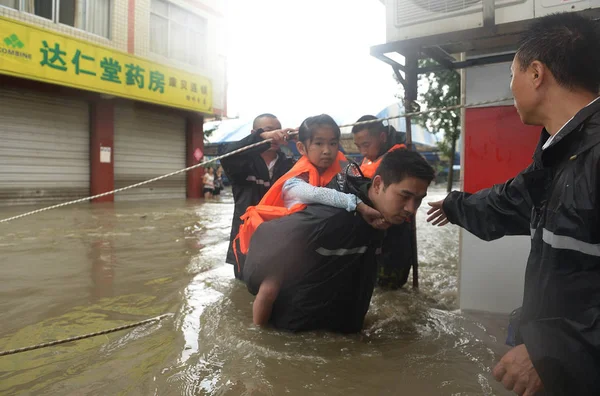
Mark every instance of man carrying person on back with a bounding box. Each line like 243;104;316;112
220;114;295;279
242;149;435;333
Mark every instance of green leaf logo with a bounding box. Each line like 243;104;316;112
4;34;24;49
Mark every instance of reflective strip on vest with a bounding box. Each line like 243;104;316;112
542;228;600;257
315;246;368;256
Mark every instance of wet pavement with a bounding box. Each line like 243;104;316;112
0;187;512;395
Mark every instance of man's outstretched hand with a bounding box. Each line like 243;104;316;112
427;200;450;226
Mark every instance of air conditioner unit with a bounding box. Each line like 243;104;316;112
386;0;598;42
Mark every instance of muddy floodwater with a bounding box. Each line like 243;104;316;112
0;187;513;395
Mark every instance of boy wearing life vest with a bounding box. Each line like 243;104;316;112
243;149;435;332
235;114;386;325
352;116;413;289
352;115;407;179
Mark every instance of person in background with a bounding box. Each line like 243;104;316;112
427;12;600;396
213;166;224;197
352;116;406;179
202;167;215;199
220;113;295;279
352;116;412;289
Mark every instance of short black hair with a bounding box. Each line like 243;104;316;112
516;12;600;93
351;114;397;138
351;115;382;136
253;113;278;130
374;149;435;186
298;114;341;144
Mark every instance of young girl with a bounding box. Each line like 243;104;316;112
282;115;368;213
236;114;385;326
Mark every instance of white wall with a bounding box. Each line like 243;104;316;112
135;0;227;113
459;231;528;313
465;62;513;107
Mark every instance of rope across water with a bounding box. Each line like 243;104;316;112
0;314;172;357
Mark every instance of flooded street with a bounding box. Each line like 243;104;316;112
0;187;512;395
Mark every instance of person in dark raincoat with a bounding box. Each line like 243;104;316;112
220;114;295;279
243;149;435;333
351;116;413;289
427;12;600;396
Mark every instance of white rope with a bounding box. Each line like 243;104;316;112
0;96;512;224
338;97;512;129
0;139;269;224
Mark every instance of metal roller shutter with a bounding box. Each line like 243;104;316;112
0;87;90;206
114;104;186;201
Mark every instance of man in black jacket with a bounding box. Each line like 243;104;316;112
221;114;295;279
351;116;413;289
243;150;435;333
427;12;600;396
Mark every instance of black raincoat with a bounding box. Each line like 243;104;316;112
220;132;294;278
242;168;384;333
443;100;600;395
377;220;413;289
363;139;414;289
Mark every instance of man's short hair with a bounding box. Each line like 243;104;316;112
253;113;278;130
516;12;600;93
351;115;384;136
374;149;435;186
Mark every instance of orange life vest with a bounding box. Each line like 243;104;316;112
234;151;347;268
360;144;406;179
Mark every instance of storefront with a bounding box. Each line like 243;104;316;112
0;14;213;205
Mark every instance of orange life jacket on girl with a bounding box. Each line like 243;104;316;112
234;151;347;269
360;144;406;179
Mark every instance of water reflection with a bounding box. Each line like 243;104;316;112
87;205;118;300
177;266;228;365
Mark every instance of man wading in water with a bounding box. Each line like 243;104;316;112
220;114;295;279
428;12;600;396
242;149;435;332
351;116;413;289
